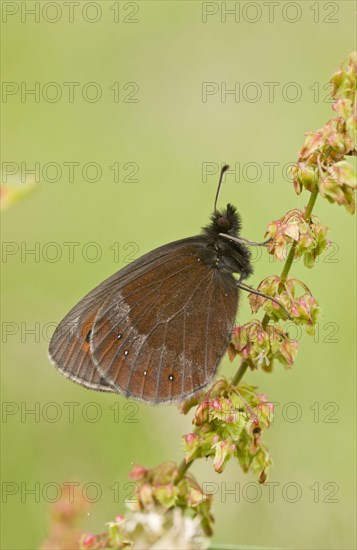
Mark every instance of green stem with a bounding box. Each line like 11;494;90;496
231;360;249;386
280;187;319;284
279;242;297;284
304;186;319;218
175;458;192;484
261;187;319;328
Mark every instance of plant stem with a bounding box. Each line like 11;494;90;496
261;187;319;327
279;242;297;284
280;187;319;284
304;186;319;218
175;458;192;484
231;360;249;386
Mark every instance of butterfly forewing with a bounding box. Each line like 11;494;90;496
48;237;205;393
90;243;238;403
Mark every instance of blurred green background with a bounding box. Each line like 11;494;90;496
1;1;356;549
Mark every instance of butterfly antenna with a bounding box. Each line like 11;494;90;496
214;164;230;212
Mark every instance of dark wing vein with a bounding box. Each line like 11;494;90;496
204;277;215;381
155;322;168;401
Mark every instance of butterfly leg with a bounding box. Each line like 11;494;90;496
236;271;249;285
236;281;291;319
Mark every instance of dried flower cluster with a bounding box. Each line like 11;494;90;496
127;463;213;536
290;52;356;213
265;209;329;267
181;378;273;482
80;507;209;550
229;321;298;371
41;484;89;550
248;276;321;333
117;508;207;550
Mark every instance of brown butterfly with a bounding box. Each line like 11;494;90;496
49;166;284;404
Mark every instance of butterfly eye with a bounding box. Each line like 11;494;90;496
216;217;231;231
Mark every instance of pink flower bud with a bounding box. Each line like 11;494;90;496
115;514;125;524
82;534;96;548
211;399;222;411
128;464;148;480
185;433;197;445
